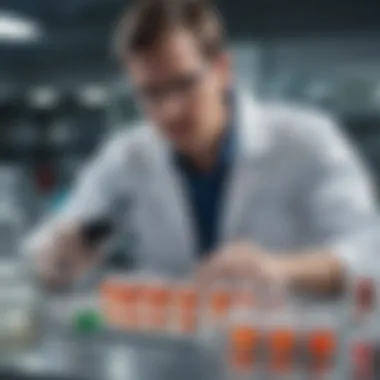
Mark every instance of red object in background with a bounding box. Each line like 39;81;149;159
34;164;56;193
355;278;376;321
352;342;373;379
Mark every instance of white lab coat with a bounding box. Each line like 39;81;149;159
26;91;380;278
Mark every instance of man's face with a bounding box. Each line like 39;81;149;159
127;29;231;153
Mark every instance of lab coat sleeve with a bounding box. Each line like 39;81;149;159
300;115;380;278
23;134;130;256
62;137;128;224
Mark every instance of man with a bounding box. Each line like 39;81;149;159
26;0;379;294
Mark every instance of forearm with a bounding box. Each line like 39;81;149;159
284;250;346;294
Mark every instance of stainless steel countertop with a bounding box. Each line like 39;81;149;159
0;291;369;380
0;330;223;380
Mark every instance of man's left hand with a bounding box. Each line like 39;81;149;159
197;241;345;294
197;242;294;289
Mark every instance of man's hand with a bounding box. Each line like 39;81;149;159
197;242;346;295
198;242;292;288
28;220;102;291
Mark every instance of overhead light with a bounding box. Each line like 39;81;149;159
0;11;41;42
79;85;109;107
29;87;59;109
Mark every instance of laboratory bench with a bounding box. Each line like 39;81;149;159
0;330;222;380
0;275;377;380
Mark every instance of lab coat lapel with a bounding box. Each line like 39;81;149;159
220;92;271;244
149;131;197;260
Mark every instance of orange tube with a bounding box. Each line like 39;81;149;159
151;285;172;330
119;282;140;329
307;329;336;371
99;278;126;328
229;324;260;370
210;289;232;321
177;286;199;333
266;327;296;373
139;282;172;332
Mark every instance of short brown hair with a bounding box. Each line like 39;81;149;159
114;0;225;62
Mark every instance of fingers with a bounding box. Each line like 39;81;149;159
197;249;238;288
196;243;293;301
36;230;100;292
197;243;263;290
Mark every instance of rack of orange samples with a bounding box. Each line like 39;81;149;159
99;274;236;335
227;302;341;379
99;274;357;379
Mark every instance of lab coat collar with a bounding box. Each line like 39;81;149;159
235;89;271;160
145;89;271;256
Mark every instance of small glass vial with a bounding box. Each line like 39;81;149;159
118;276;141;331
198;281;235;343
172;282;199;335
303;307;338;380
225;302;262;380
351;329;374;380
99;274;127;329
138;275;172;333
264;306;302;380
208;284;233;327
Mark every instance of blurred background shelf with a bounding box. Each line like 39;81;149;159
0;141;102;161
0;370;83;380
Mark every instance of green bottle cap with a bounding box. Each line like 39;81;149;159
73;309;104;334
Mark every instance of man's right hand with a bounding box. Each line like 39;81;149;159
29;220;101;291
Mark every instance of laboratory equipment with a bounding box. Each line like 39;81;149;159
0;166;27;257
0;260;39;355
